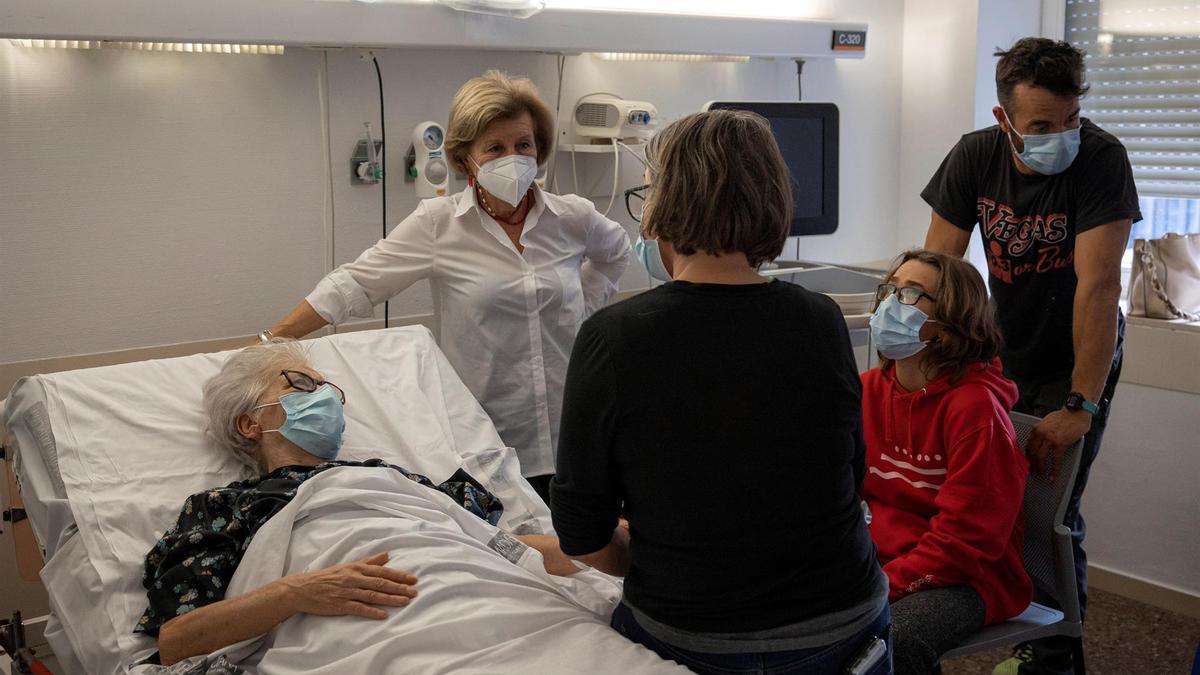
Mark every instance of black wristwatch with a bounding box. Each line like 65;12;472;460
1064;391;1100;416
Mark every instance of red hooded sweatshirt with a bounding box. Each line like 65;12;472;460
861;357;1032;625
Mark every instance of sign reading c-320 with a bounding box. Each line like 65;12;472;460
832;30;867;52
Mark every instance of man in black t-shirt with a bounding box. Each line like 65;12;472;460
922;38;1139;675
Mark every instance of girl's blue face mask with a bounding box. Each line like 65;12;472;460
870;295;932;360
254;384;345;460
635;235;672;282
1001;108;1080;176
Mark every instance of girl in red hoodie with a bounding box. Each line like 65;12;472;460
862;250;1031;675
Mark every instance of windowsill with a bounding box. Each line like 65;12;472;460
1120;313;1200;396
1125;314;1200;334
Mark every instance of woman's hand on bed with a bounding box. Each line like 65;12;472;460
516;535;581;577
157;552;416;666
278;551;419;619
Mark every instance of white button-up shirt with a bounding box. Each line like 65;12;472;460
306;186;632;477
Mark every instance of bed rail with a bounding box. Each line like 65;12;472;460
0;441;44;581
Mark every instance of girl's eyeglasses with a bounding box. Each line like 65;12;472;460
875;283;936;306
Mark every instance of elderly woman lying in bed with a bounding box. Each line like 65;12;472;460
135;339;575;666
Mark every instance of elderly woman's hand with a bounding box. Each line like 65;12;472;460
278;551;419;619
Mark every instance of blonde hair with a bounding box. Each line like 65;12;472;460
202;338;311;468
444;70;555;174
643;110;792;267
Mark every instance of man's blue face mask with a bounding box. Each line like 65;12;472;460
254;384;345;460
1001;108;1080;176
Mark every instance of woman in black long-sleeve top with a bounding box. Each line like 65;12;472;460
550;110;892;675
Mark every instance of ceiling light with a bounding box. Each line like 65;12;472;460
593;52;751;62
9;40;285;55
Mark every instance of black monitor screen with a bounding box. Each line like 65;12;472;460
704;102;839;236
771;116;824;220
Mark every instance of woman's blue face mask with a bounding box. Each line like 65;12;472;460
254;384;345;460
635;235;672;282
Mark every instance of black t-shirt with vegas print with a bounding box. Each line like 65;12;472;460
921;119;1141;382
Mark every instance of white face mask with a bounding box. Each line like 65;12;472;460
472;154;539;207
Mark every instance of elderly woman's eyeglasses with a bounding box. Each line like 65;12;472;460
280;370;346;404
625;184;648;223
876;284;936;306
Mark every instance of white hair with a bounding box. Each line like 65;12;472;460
202;338;311;468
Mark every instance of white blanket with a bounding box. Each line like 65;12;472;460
182;467;687;674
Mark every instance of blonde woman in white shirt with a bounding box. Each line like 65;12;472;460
262;71;632;502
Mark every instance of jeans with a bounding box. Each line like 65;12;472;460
1009;347;1123;674
611;602;893;675
525;473;553;505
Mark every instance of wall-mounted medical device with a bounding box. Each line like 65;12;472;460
407;121;450;198
572;94;657;143
704;101;839;236
351;122;384;185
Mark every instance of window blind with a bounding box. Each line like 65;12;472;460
1067;0;1200;197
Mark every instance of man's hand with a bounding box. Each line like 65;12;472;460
278;551;419;619
1027;409;1092;481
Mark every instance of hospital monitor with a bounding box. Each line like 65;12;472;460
703;101;839;236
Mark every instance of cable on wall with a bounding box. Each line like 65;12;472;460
548;54;567;193
795;58;805;260
795;58;805;101
372;54;389;328
602;138;620;216
320;50;338;332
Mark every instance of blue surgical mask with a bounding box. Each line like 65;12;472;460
1001;108;1080;175
870;295;931;360
635;235;672;282
255;384;345;460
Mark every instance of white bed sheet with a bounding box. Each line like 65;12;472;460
2;327;553;675
3;391;91;673
136;467;686;674
3;392;74;557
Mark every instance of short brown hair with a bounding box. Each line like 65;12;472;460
444;70;555;174
995;37;1089;111
642;110;792;267
876;249;1004;382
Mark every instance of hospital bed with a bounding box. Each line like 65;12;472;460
0;327;686;675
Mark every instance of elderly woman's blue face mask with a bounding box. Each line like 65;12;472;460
253;371;346;460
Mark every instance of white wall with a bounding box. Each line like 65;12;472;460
1084;382;1200;596
791;0;905;265
894;0;1041;258
0;45;330;363
893;0;980;252
0;0;905;364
